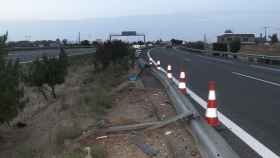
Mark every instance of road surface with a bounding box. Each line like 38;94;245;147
7;48;96;63
149;47;280;158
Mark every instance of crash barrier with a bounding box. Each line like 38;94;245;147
146;50;280;158
139;58;240;158
180;47;280;66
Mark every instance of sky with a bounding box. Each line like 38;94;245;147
0;0;280;41
0;0;280;20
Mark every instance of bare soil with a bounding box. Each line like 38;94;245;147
81;71;201;158
241;43;280;56
0;59;201;158
0;63;97;158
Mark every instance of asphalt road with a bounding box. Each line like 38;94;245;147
150;47;280;157
7;48;96;63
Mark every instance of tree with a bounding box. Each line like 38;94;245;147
92;41;99;46
81;40;90;46
213;43;227;51
26;47;68;99
0;33;26;124
230;39;241;53
62;39;68;45
187;41;205;50
95;40;133;71
269;33;279;44
171;39;183;45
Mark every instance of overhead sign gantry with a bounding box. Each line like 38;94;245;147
109;31;146;42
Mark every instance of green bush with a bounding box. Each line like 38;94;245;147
91;144;106;158
186;41;205;50
230;39;241;53
26;47;68;99
0;32;26;124
213;43;227;51
63;151;83;158
15;145;36;158
95;40;134;71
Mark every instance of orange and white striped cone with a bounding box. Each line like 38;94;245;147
156;60;161;70
149;57;153;65
167;65;172;79
178;71;187;94
205;81;220;126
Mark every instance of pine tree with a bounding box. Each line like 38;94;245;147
26;47;68;99
0;33;26;124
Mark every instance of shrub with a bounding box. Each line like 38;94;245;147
91;144;106;158
26;47;68;99
186;41;205;50
213;43;227;51
63;151;83;158
171;39;183;45
230;39;241;53
95;40;134;71
0;33;27;124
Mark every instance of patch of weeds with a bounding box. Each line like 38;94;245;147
63;151;83;158
55;126;82;146
81;85;112;115
91;144;106;158
15;145;37;158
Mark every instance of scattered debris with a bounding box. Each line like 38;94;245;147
129;133;159;156
165;131;172;136
96;136;108;140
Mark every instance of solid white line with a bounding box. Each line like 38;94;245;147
232;72;280;87
148;50;279;158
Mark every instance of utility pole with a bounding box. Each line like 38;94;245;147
263;26;269;42
203;33;208;50
78;32;81;44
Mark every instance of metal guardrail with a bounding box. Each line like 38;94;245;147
180;47;280;65
7;46;96;52
138;57;240;158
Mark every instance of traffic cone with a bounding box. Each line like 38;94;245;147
178;71;187;94
149;57;153;65
167;65;172;79
205;81;220;126
156;60;161;70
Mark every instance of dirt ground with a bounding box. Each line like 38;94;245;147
0;61;97;158
0;57;201;158
81;69;201;158
241;43;280;56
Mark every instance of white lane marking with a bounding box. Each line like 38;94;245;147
148;51;279;158
232;72;280;87
250;65;280;73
